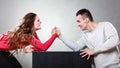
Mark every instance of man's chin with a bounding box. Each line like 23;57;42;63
82;30;89;33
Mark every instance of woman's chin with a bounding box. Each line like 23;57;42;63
35;28;41;31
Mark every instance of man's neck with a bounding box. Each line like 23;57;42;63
87;21;98;32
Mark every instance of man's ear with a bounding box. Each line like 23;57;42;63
85;18;89;23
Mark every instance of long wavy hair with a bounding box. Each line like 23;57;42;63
9;12;37;54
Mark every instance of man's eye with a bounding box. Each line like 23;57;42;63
77;20;80;22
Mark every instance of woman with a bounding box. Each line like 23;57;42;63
0;12;59;68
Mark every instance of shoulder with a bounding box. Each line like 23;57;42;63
0;34;3;40
100;21;113;25
99;22;118;33
99;21;114;28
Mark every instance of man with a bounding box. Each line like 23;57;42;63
55;8;120;68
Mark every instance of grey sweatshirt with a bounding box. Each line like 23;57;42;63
59;22;120;68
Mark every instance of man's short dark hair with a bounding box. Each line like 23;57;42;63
76;8;94;21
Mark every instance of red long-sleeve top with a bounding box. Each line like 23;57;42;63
0;33;58;51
